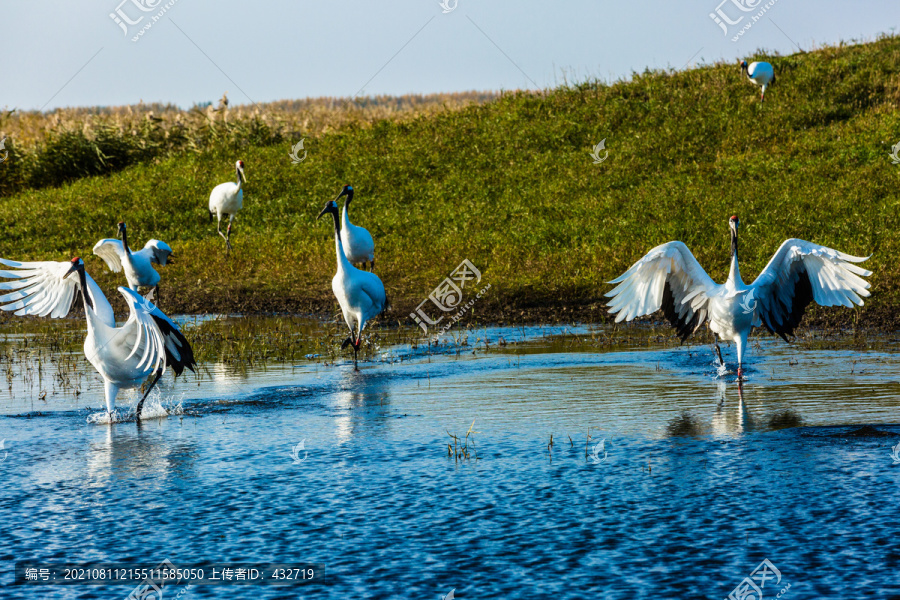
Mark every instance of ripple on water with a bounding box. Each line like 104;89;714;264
1;324;899;598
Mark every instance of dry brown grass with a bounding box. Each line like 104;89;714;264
1;90;498;148
0;90;498;196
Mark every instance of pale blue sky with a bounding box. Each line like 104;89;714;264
1;0;896;111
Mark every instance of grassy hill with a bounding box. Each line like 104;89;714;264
1;35;899;330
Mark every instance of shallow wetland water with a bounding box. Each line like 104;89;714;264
1;316;899;598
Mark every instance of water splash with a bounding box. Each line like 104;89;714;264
716;361;729;378
137;396;178;419
85;391;185;424
86;409;127;425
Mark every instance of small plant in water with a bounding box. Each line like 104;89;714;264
447;420;479;461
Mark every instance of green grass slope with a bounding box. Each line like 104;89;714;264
2;36;900;328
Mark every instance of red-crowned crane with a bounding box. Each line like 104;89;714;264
93;221;173;298
336;185;376;270
209;160;246;253
606;216;871;380
0;257;195;419
741;60;775;101
317;199;387;370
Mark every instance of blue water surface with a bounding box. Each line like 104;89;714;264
1;328;899;599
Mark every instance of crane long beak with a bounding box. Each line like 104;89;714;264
317;205;330;220
336;188;348;200
239;167;247;182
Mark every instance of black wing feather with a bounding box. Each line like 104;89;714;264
150;314;196;376
661;280;703;342
758;269;814;342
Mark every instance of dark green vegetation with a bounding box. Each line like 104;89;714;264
1;37;899;330
0;92;496;196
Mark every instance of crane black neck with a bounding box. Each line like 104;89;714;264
328;208;342;236
235;168;244;185
76;267;94;310
120;226;131;255
342;189;353;208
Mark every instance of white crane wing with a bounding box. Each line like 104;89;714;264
144;301;196;376
751;239;871;339
358;272;387;317
118;287;196;376
139;240;173;266
0;258;80;318
113;287;167;374
93;239;126;273
605;241;719;340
